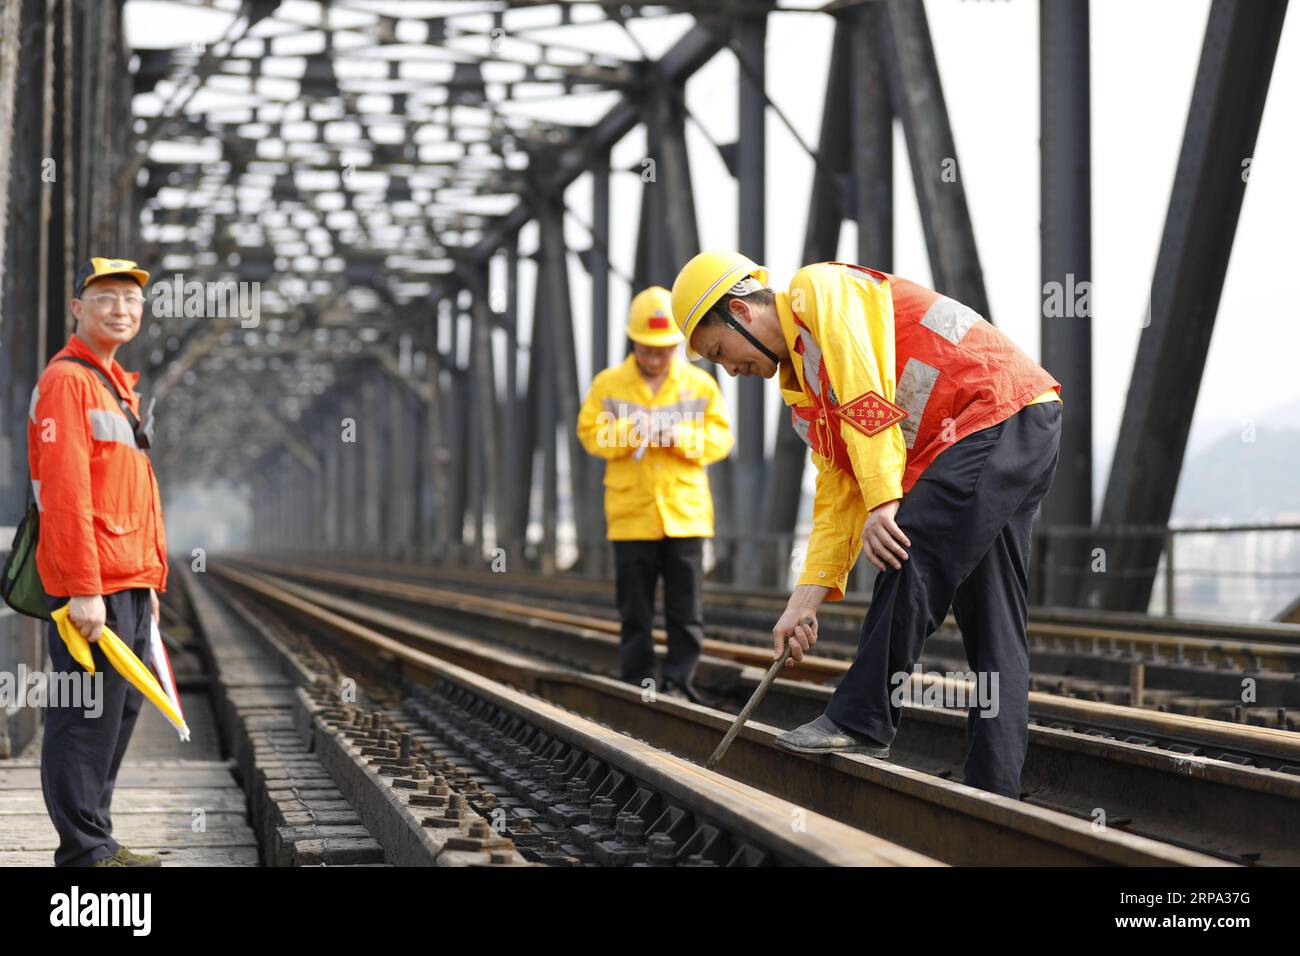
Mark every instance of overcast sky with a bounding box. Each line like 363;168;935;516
128;1;1300;516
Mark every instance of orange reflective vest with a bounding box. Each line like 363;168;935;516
779;262;1060;598
27;334;168;598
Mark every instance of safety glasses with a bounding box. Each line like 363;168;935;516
84;292;145;309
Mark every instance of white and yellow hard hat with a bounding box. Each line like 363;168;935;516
670;250;769;359
626;286;684;347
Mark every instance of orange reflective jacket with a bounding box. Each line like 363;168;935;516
779;262;1060;598
27;335;168;598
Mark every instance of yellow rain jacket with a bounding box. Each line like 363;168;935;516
577;354;734;540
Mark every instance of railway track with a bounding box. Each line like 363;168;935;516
229;558;1300;763
253;552;1300;644
206;558;1300;866
194;571;934;867
256;552;1300;725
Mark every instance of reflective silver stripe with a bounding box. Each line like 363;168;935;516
920;296;982;346
601;398;709;417
791;414;812;448
603;398;639;416
664;398;709;417
31;479;42;512
798;328;822;396
896;358;940;449
729;275;763;295
28;385;39;424
87;408;137;448
844;265;882;286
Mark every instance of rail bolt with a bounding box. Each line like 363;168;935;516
616;815;645;845
648;833;676;864
591;798;617;824
567;781;591;805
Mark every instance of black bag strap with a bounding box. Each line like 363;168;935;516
53;356;141;436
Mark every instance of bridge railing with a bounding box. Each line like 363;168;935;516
1033;522;1300;621
290;519;1300;624
510;522;1300;622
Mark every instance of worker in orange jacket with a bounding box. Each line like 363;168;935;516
672;253;1061;798
27;257;168;866
577;287;734;702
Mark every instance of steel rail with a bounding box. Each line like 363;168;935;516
212;561;1246;866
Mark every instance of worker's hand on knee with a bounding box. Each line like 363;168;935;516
861;500;910;572
69;595;107;643
772;606;818;667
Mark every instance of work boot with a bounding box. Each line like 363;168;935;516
774;714;890;758
111;846;162;867
660;678;706;705
91;854;130;867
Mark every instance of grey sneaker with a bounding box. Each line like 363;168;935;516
774;714;890;757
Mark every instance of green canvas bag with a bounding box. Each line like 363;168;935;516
1;498;51;620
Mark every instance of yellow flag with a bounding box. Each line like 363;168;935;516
51;604;190;741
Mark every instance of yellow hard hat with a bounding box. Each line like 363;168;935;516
626;286;683;347
670;251;769;359
76;257;150;295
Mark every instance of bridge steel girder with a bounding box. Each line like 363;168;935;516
639;78;740;578
535;186;592;571
1039;0;1094;608
733;10;769;588
761;9;893;589
587;164;611;559
1088;0;1289;612
470;23;727;264
464;260;507;557
533;251;560;572
501;243;527;559
881;0;990;319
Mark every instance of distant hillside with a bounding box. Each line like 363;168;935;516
1172;425;1300;522
1090;399;1300;524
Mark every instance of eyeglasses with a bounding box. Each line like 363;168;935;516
84;292;145;309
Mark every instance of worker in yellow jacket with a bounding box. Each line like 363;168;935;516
577;286;735;701
671;252;1061;799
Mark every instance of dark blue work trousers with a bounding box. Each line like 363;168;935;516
40;588;152;866
825;402;1062;798
613;536;705;687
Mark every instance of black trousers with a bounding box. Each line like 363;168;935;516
612;537;705;687
41;588;152;866
825;402;1062;798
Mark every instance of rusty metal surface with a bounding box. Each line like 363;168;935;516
214;561;1246;867
232;556;1300;761
212;566;935;867
257;552;1300;667
225;558;1300;864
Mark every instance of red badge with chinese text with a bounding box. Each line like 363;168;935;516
832;390;907;437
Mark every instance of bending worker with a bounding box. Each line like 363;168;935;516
670;254;1061;798
29;258;168;865
577;286;734;703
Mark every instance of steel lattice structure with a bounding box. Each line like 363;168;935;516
0;0;1289;611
